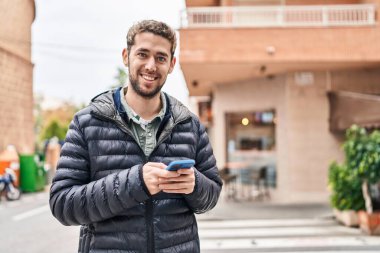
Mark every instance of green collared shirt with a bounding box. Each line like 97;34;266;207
120;87;166;156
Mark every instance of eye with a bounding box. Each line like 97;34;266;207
157;56;167;63
137;52;147;58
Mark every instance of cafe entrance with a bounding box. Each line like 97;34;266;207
223;109;277;200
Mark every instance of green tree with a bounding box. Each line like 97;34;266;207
328;125;380;212
328;162;365;211
344;126;380;184
41;119;68;141
111;67;128;88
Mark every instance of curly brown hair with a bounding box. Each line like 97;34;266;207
126;20;177;59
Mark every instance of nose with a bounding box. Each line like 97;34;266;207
145;57;157;72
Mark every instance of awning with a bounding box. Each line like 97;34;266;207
327;91;380;132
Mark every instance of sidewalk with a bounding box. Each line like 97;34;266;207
198;197;333;221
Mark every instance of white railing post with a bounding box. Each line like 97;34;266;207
322;6;328;26
181;9;188;28
277;6;284;27
368;5;375;25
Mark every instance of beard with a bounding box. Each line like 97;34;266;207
128;70;166;99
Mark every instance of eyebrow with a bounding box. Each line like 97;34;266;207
136;48;169;58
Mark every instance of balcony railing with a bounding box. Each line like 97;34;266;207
180;4;376;28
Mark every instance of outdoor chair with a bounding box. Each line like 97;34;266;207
249;166;271;201
220;167;238;200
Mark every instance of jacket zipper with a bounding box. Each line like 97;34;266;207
93;112;155;252
146;199;154;253
144;117;191;253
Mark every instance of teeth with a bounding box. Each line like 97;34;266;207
142;75;155;81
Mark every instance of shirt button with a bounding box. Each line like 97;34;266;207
148;133;152;137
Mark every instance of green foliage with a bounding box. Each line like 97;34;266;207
343;125;367;170
328;125;380;211
343;125;380;184
111;67;128;88
328;162;365;211
41;119;68;141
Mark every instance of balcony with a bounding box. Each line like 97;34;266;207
180;4;376;28
179;4;380;96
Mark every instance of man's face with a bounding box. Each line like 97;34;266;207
123;32;176;99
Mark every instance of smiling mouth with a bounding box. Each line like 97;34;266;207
141;74;158;82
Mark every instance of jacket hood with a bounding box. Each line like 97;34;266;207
90;88;192;124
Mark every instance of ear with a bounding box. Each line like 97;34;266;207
168;56;176;74
122;48;129;66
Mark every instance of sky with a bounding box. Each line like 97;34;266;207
32;0;189;108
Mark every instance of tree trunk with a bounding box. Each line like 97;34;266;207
362;180;373;214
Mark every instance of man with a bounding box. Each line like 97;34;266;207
49;20;222;253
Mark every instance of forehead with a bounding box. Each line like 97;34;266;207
131;32;172;55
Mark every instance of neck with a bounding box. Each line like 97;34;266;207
125;87;162;120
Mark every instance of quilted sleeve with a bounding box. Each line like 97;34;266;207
49;113;149;226
183;119;223;214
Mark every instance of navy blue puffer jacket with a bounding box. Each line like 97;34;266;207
49;89;222;253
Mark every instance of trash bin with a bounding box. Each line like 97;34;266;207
19;154;46;192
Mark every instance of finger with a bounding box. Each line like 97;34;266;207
177;168;194;174
157;170;181;178
159;176;189;183
146;162;166;169
159;177;177;183
159;182;192;190
163;189;191;194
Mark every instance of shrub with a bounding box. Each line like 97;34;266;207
329;125;380;212
328;162;365;211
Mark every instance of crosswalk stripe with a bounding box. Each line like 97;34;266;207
199;226;360;238
198;218;337;228
200;236;380;250
197;218;380;252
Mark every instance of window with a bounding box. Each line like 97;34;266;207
226;110;277;187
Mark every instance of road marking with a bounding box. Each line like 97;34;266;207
198;219;380;252
12;205;50;222
201;236;380;250
199;225;360;238
198;218;337;228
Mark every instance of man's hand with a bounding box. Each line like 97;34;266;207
158;168;196;195
142;162;180;195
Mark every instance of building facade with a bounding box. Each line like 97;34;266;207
0;0;35;153
179;0;380;203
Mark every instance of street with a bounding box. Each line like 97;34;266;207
1;190;380;253
0;190;78;253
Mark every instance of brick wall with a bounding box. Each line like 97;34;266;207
0;0;35;153
0;0;35;59
0;48;34;153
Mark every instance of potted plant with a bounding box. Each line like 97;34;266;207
328;161;364;227
343;125;380;235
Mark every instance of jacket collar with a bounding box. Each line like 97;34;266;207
90;88;191;125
